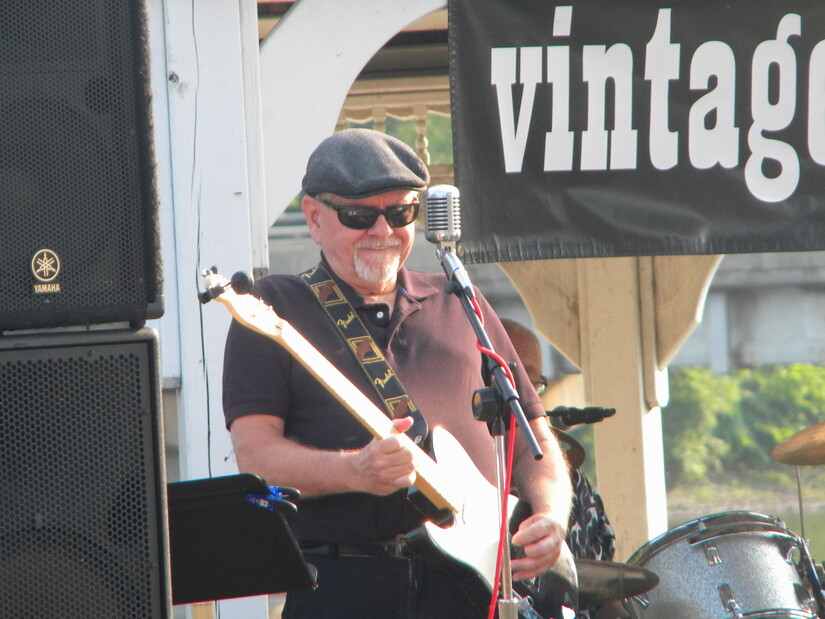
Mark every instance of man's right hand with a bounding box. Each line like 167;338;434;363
347;416;417;495
231;413;418;498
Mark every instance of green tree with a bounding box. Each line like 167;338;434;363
734;364;825;470
662;363;825;491
425;113;453;164
662;367;741;485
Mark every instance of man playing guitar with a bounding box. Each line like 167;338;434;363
221;129;572;618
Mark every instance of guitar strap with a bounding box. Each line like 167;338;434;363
299;264;428;444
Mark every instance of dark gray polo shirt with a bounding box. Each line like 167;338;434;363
222;257;544;544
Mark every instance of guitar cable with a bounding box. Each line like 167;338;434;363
487;413;518;619
473;318;521;619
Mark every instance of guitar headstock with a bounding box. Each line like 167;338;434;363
199;268;285;340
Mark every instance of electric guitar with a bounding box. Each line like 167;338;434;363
201;270;574;618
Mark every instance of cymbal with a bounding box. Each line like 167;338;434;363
576;559;659;606
551;428;585;470
772;422;825;465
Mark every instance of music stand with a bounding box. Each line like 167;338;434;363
167;474;316;605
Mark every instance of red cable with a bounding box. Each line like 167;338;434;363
471;300;520;618
486;413;518;619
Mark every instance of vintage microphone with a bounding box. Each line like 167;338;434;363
424;184;462;251
424;184;475;299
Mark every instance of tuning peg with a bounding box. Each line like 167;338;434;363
197;290;214;305
231;271;254;294
198;266;227;304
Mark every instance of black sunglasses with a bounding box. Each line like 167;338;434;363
316;197;420;230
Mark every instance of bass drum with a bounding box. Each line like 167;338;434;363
624;511;818;619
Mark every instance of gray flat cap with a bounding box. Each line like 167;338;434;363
302;129;430;199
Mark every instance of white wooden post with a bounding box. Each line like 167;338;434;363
260;0;446;227
150;0;268;616
502;255;720;559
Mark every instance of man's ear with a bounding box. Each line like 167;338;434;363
301;195;322;243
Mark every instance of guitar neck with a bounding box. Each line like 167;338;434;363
213;286;458;513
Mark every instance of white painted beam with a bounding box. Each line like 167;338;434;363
259;0;446;226
155;0;268;615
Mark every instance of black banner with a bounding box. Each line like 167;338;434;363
448;0;825;262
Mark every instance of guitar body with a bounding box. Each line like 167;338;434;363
408;427;511;591
406;427;574;619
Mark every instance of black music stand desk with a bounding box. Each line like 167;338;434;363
168;474;316;605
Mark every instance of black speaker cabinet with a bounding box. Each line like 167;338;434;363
0;1;163;331
0;329;171;617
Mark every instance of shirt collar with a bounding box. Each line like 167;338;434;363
395;267;441;303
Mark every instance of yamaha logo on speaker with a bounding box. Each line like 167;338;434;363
31;249;61;294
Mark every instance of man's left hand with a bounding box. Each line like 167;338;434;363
509;511;567;581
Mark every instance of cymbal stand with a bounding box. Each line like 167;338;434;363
793;467;825;618
796;530;825;618
796;465;806;540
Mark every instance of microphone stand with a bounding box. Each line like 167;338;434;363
436;244;543;619
438;248;543;459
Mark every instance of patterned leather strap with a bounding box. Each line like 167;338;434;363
300;264;428;443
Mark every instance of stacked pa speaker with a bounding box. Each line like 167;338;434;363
0;1;170;616
0;330;169;616
0;1;162;331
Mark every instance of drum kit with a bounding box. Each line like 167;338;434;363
551;422;825;618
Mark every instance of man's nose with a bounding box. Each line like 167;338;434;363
366;212;393;235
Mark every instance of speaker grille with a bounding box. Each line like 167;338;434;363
0;1;161;330
0;331;168;617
